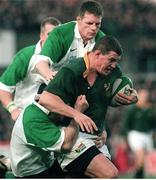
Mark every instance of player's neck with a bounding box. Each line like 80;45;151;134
87;70;97;86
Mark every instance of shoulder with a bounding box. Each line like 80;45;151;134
12;45;36;68
54;21;76;34
16;45;36;58
50;21;75;40
62;58;85;76
47;21;76;46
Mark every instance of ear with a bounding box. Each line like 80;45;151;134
40;32;43;41
93;50;101;61
76;16;81;22
94;50;101;56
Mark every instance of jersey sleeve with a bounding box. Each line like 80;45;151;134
39;27;69;63
0;46;35;92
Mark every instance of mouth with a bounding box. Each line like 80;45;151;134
89;32;96;37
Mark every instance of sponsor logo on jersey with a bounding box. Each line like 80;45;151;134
70;48;77;52
75;143;86;153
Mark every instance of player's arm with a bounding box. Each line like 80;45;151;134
0;87;21;121
0;89;21;121
0;47;34;120
39;91;97;134
33;28;65;82
35;61;57;83
74;95;107;148
74;95;89;112
62;119;79;151
63;94;89;149
62;94;89;151
113;89;138;106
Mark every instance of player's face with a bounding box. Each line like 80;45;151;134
95;51;120;75
77;12;102;43
40;23;56;46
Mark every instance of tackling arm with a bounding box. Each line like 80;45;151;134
39;91;97;134
62;120;79;151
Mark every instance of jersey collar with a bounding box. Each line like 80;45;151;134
35;40;42;54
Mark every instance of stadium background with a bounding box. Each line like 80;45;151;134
0;0;156;178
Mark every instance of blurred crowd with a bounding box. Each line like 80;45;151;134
0;0;156;34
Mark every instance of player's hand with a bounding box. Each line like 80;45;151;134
11;108;21;121
94;131;107;148
113;88;138;106
45;70;57;84
74;95;89;113
35;61;57;84
74;112;98;134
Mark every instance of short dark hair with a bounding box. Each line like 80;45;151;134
78;1;103;17
93;35;123;56
40;17;61;32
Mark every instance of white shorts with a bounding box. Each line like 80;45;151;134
128;130;153;152
57;132;111;170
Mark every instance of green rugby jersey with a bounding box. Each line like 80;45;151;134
10;103;64;177
0;45;36;86
39;21;105;70
45;57;122;133
123;105;156;134
0;42;45;108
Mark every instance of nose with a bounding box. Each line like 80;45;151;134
91;24;98;31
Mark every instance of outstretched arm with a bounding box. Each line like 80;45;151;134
39;91;98;134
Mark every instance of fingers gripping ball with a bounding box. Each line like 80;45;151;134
111;76;133;104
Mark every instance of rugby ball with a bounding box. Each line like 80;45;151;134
111;76;133;104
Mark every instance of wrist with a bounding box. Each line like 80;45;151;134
6;101;17;113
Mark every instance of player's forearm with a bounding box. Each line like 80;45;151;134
62;120;79;151
39;91;81;119
0;90;14;109
0;90;21;121
39;91;97;133
35;61;57;82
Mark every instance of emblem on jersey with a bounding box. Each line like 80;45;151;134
75;143;86;153
103;83;111;91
